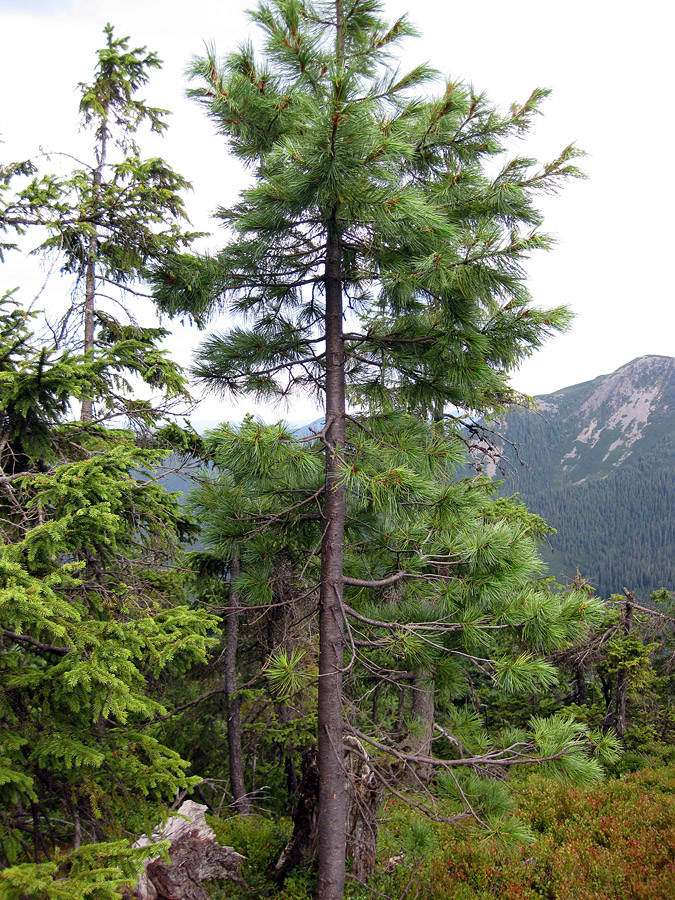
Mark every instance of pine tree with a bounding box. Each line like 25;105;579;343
187;415;620;893
188;417;324;819
151;3;602;897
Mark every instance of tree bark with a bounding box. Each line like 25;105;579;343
276;743;383;887
274;747;320;884
225;549;249;814
128;801;246;900
316;214;347;900
602;588;635;735
405;670;435;785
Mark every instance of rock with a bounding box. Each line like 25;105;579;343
126;801;246;900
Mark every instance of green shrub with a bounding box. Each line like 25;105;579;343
206;813;294;899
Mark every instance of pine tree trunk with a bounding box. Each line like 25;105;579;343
602;589;635;735
405;670;435;785
225;549;249;814
274;747;320;884
80;235;97;423
276;743;383;886
316;215;347;900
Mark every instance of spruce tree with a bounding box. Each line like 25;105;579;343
0;25;196;426
152;3;601;897
0;30;211;887
0;296;217;896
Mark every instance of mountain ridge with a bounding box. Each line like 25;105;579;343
487;354;675;598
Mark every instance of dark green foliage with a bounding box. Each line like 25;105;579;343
0;25;198;427
0;40;210;893
0;840;159;900
3;6;665;898
155;0;578;416
150;7;618;894
2;25;196;283
209;814;294;895
489;584;675;770
536;459;675;598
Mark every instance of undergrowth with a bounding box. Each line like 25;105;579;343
205;766;675;900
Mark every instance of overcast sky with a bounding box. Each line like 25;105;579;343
1;0;673;426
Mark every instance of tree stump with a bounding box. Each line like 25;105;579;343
125;800;246;900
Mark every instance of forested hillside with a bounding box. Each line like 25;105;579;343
484;356;675;598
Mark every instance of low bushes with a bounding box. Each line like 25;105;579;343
206;766;675;900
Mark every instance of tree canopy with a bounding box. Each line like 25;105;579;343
149;4;604;899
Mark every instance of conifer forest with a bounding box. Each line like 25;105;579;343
1;4;674;900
